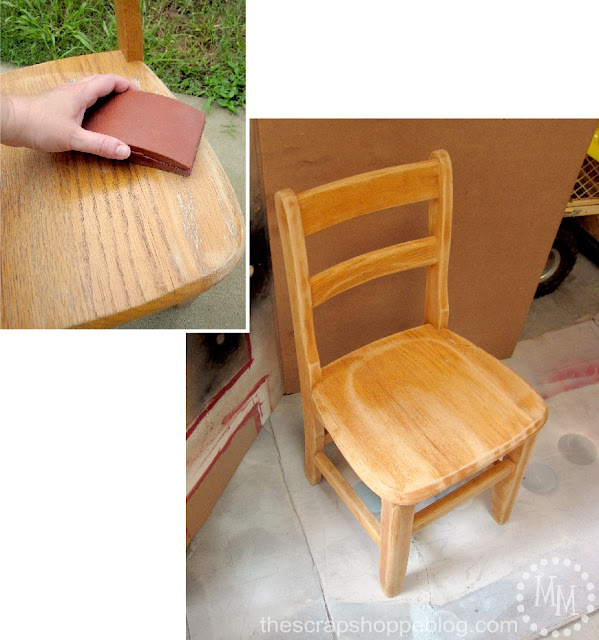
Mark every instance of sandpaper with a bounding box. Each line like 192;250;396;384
82;90;206;176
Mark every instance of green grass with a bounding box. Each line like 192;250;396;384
0;0;245;112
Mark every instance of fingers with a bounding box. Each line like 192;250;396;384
71;128;131;160
79;74;138;108
80;73;136;93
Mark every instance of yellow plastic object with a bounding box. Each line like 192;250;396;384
588;125;599;162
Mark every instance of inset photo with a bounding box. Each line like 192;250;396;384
0;0;246;329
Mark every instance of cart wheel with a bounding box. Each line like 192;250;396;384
535;221;578;298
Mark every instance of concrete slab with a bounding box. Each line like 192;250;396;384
0;61;19;73
186;422;332;640
521;255;599;341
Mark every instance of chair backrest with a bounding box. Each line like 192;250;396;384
275;149;453;392
114;0;144;62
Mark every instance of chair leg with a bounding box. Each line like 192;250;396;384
379;501;415;597
304;406;324;485
492;434;538;525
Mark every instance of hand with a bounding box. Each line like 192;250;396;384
1;74;137;160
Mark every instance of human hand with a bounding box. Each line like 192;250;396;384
1;74;137;159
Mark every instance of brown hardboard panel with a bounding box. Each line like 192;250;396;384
256;119;598;393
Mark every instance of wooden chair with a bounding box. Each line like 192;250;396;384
275;150;548;597
0;0;243;328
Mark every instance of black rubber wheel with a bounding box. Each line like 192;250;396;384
535;221;578;298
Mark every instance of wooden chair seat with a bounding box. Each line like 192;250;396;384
312;324;548;504
1;50;243;328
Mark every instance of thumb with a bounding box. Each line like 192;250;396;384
71;128;131;160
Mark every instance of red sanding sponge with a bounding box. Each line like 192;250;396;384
82;90;206;176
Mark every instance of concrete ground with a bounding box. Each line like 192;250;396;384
521;254;599;340
1;61;246;331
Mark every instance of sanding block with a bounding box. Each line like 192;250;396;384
82;90;206;176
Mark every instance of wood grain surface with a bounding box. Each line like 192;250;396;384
310;236;438;307
298;160;439;236
114;0;144;62
312;324;547;503
1;52;243;328
379;501;414;597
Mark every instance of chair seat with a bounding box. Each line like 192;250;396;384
1;51;243;328
312;324;547;504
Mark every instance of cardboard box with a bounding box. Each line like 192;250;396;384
186;292;284;544
186;407;262;545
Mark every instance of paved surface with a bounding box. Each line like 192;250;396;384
521;254;599;340
1;61;246;331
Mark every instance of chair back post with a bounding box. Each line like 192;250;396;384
114;0;144;62
424;149;453;329
275;189;322;396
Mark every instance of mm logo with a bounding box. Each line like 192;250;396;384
534;574;578;617
515;557;595;637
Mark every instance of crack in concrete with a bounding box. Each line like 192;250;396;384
266;420;338;640
412;535;435;638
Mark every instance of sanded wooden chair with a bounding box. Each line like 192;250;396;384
275;150;548;597
0;0;243;328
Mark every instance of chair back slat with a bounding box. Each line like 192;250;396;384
310;236;438;307
298;159;439;237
